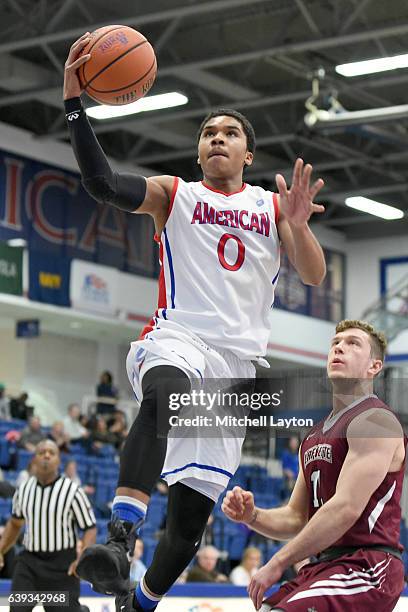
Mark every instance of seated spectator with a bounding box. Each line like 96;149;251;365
0;383;10;420
229;546;262;586
108;411;128;450
63;403;89;443
281;435;300;498
96;371;118;416
90;416;116;453
48;421;70;453
129;539;147;586
16;457;37;487
201;513;215;547
9;392;34;421
64;460;95;496
186;545;228;583
18;416;46;452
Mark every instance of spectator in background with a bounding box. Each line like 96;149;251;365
200;513;215;547
90;416;116;453
186;545;228;583
229;546;262;586
108;411;128;450
129;539;147;586
64;460;95;497
63;403;89;443
18;416;46;452
96;371;118;416
16;458;37;487
9;392;33;421
48;421;70;454
0;383;10;420
281;436;300;498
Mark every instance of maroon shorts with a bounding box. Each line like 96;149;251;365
263;549;404;612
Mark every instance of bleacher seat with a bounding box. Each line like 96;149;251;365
0;439;11;468
0;499;12;523
16;449;34;471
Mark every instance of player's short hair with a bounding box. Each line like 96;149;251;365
335;319;387;361
197;109;256;153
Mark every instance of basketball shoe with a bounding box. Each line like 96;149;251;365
77;517;141;595
115;589;158;612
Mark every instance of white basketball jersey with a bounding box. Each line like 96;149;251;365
142;178;280;360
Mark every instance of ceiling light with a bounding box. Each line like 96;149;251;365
304;104;408;128
345;196;404;220
336;53;408;77
86;92;188;120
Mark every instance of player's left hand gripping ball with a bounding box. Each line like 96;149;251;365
276;158;325;226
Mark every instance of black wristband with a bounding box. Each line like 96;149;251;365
64;97;83;120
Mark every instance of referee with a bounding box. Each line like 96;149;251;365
0;440;96;611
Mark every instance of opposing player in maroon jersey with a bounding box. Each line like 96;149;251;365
222;319;406;611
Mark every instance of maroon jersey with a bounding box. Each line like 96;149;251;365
301;394;406;551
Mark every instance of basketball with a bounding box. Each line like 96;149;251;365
78;25;157;105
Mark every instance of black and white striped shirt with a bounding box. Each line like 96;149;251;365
12;475;96;553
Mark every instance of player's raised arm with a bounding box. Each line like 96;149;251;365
63;35;171;220
276;158;326;286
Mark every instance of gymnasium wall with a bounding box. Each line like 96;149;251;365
347;235;408;316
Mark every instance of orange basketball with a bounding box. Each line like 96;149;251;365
78;25;157;105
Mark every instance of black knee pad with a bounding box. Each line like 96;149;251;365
118;366;189;494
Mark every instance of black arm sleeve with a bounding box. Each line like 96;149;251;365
64;97;147;212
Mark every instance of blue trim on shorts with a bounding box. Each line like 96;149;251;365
163;228;176;308
161;462;233;479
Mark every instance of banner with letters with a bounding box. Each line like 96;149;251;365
28;250;71;306
0;149;158;277
0;241;22;295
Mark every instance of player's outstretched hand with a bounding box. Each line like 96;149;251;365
63;33;92;100
221;486;255;524
276;158;325;227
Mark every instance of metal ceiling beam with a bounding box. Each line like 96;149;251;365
0;0;271;53
44;0;76;33
326;182;408;200
321;213;407;227
154;17;183;54
41;44;64;75
246;150;408;181
294;0;320;35
177;68;258;100
339;0;374;34
136;133;296;164
155;22;408;76
5;0;25;18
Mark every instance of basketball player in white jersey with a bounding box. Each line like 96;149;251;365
64;34;326;612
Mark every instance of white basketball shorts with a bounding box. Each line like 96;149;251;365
126;320;256;502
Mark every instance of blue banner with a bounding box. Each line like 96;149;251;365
0;149;158;278
29;250;71;306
